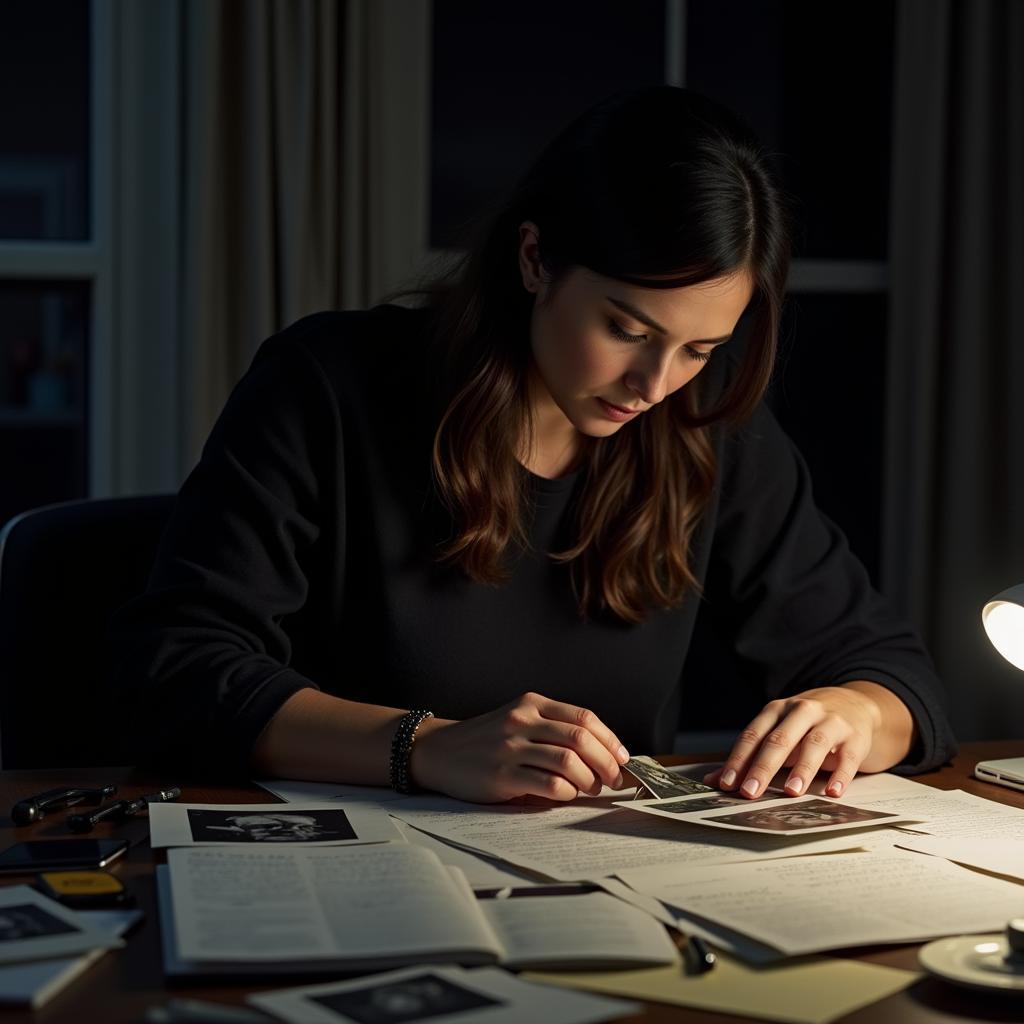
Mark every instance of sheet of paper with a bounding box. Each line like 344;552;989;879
616;849;1024;956
148;802;401;848
388;795;894;881
618;793;914;836
248;965;638;1024
0;886;124;965
167;844;499;965
524;951;919;1024
481;892;680;969
395;821;542;887
0;909;141;1008
895;835;1024;881
858;788;1024;841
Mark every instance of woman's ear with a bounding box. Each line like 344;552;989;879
518;221;543;295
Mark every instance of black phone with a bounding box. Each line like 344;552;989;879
0;838;129;874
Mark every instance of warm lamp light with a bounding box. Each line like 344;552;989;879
982;584;1024;671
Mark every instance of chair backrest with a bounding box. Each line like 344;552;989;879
0;495;175;769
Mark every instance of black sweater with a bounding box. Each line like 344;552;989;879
110;304;957;775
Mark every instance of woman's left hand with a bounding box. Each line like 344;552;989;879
701;682;911;799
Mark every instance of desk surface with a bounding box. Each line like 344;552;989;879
1;740;1023;1024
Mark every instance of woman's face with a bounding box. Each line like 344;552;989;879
518;222;754;446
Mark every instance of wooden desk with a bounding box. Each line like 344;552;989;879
1;740;1023;1024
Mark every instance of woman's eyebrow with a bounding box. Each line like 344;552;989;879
605;296;732;345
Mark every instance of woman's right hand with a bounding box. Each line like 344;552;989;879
410;692;630;803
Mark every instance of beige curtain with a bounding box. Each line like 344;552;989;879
109;0;431;489
181;0;344;465
883;0;1024;739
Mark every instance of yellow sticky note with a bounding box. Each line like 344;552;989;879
523;952;920;1024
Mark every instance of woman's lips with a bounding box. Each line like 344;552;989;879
597;398;642;421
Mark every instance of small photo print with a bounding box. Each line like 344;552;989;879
186;809;357;843
650;795;748;814
703;798;897;832
623;757;714;798
0;904;78;943
309;972;502;1024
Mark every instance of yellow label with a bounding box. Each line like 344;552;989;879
40;870;123;894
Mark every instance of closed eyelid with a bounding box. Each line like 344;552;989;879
604;298;732;346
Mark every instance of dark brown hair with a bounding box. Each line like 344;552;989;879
386;86;793;624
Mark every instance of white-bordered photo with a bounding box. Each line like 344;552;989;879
248;964;637;1024
0;886;124;965
615;794;919;836
148;802;403;848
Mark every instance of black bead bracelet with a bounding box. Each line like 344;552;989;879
389;709;434;794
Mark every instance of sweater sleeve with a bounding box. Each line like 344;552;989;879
108;324;341;775
703;397;958;774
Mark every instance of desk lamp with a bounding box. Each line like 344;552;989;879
915;585;1024;990
975;584;1024;791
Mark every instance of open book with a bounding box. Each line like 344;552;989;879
161;844;680;975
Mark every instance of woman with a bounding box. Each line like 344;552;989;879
111;86;956;803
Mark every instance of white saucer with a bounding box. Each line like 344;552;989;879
919;933;1024;993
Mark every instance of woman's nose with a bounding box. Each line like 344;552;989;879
625;359;671;406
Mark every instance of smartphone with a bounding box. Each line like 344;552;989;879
0;838;129;874
974;757;1024;793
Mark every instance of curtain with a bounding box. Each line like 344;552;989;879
883;0;1024;739
109;0;431;489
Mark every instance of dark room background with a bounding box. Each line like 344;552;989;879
1;0;1021;745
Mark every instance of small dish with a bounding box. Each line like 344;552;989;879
919;933;1024;993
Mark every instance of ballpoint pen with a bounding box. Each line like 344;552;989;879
11;785;118;825
67;787;182;833
669;925;716;975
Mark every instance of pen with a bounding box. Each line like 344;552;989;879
67;787;181;833
474;883;602;899
669;925;716;974
12;785;117;825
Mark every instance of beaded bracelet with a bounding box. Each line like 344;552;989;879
389;709;434;794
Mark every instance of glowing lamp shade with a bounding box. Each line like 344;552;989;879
982;584;1024;672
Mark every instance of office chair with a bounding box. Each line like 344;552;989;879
0;494;175;769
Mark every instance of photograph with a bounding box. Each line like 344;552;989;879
310;972;502;1024
0;904;78;943
703;799;899;833
186;809;357;844
644;794;748;814
623;757;715;799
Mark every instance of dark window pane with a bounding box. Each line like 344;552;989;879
767;292;887;584
0;281;89;526
430;0;667;249
686;0;893;260
0;1;91;240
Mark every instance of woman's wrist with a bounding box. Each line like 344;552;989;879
407;715;456;794
840;680;915;770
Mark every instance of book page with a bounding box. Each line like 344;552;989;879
616;849;1024;956
168;845;500;965
481;892;680;969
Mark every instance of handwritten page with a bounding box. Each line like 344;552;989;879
895;835;1024;881
616;849;1024;955
388;796;896;881
168;845;499;965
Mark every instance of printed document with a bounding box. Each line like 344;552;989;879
616;849;1024;956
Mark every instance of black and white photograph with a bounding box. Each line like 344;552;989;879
187;809;357;844
622;756;715;799
642;794;748;814
0;904;77;943
310;973;502;1024
147;802;402;849
701;799;901;834
248;964;635;1024
0;886;124;965
621;793;919;837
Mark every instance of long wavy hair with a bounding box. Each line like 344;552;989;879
385;86;793;625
